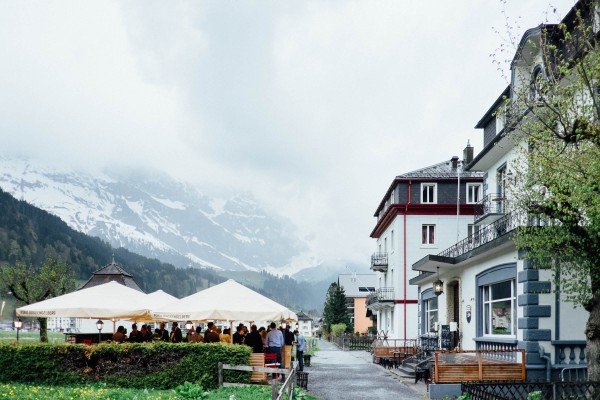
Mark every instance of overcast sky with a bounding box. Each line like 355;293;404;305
0;0;576;268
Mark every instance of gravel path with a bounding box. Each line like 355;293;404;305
305;340;423;400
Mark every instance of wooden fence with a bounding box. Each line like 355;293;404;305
218;362;297;400
434;350;526;383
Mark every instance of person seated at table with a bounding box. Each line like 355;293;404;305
204;322;220;343
129;323;143;342
245;324;263;353
220;327;231;343
170;321;183;343
233;324;245;344
113;326;127;343
140;324;153;342
156;322;170;341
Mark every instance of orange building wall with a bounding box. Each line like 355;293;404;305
353;297;373;333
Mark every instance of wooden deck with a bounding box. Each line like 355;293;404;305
434;350;526;383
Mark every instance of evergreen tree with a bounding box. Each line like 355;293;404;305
322;282;350;333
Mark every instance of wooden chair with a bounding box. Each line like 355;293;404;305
250;353;267;383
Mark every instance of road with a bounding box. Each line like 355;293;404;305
305;340;423;400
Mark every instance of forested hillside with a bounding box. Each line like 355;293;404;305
0;189;324;311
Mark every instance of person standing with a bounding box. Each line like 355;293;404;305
294;329;306;371
157;322;170;342
129;323;142;342
170;322;183;343
244;324;263;353
233;324;245;345
266;322;284;367
283;325;294;369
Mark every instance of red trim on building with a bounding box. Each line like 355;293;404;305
370;204;477;238
394;299;419;304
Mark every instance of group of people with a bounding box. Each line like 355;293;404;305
111;320;307;371
112;322;182;343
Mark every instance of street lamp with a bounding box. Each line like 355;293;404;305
433;267;444;296
96;319;104;344
14;318;22;342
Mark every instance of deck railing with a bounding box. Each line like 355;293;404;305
366;287;395;308
462;381;600;400
371;252;388;272
474;193;509;221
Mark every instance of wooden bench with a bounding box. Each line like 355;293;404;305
434;350;526;383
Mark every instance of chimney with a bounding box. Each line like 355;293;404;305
463;141;474;166
451;156;459;170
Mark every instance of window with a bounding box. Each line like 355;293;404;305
391;230;394;251
467;224;479;243
466;183;482;204
482;280;516;336
384;237;388;253
391;190;395;204
425;297;438;333
529;65;543;102
422;224;435;245
421;183;437;204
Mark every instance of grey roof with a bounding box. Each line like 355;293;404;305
397;160;484;180
296;311;313;321
338;274;377;297
79;261;144;293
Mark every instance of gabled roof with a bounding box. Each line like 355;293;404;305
79;261;144;293
296;311;313;321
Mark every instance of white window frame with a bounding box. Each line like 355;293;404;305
482;279;516;337
421;183;437;204
425;297;438;333
422;224;436;245
466;183;483;204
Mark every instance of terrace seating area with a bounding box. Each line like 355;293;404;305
433;350;526;384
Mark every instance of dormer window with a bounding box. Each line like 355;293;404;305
529;65;543;103
421;183;437;204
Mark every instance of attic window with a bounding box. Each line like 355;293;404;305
529;65;543;102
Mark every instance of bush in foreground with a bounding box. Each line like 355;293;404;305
0;342;250;389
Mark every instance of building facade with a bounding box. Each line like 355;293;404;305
411;2;591;380
338;273;377;334
368;155;483;340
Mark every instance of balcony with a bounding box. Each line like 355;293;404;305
366;287;395;310
371;252;388;272
474;193;508;225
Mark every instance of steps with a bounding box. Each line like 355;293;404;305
397;359;418;377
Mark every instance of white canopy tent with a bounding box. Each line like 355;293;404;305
16;281;151;320
151;279;297;323
146;290;178;309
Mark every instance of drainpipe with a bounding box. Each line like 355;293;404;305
539;345;552;381
404;180;412;340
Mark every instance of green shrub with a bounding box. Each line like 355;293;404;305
330;323;346;336
0;342;251;390
528;391;543;400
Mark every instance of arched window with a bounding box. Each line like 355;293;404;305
529;65;543;102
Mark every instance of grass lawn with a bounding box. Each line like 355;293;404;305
0;383;316;400
0;330;64;343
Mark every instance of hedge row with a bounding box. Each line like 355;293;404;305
0;342;251;389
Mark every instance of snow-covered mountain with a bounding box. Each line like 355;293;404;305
0;156;309;272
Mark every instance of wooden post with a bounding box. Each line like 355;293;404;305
230;321;234;343
218;362;223;387
477;351;483;381
271;378;277;400
434;352;439;383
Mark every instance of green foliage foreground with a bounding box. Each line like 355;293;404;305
0;342;251;390
0;382;317;400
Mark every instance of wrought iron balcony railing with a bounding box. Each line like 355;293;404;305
371;252;388;272
366;287;395;308
474;193;508;222
438;210;526;259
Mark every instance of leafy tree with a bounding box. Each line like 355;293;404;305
498;2;600;379
0;257;75;342
322;282;350;333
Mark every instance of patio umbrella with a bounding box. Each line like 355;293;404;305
150;279;298;322
16;281;151;320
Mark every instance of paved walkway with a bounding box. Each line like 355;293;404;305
305;340;424;400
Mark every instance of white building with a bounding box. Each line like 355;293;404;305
368;153;484;340
296;311;314;337
411;2;590;380
338;273;376;334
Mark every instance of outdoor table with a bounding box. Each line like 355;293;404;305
64;333;113;344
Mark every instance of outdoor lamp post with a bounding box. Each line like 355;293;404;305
96;319;104;344
185;321;193;331
14;318;22;342
433;267;444;296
